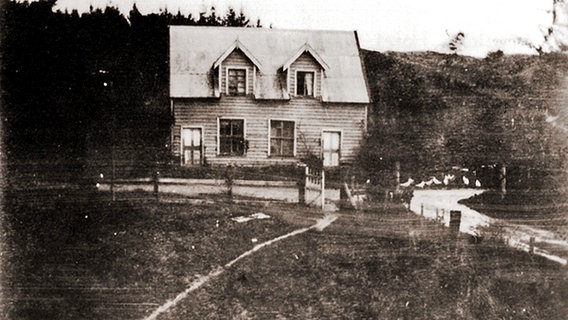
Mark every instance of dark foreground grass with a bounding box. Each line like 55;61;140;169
3;188;567;319
164;208;568;320
2;189;297;319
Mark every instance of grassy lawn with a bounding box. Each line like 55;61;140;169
3;189;298;319
164;206;568;320
3;188;567;319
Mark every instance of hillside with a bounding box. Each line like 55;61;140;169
361;50;568;192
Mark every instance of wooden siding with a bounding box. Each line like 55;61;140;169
220;50;255;95
172;96;367;166
289;52;322;97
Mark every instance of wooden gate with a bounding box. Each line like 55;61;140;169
304;166;325;208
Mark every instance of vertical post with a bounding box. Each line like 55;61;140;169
395;161;400;193
350;175;355;194
436;208;439;221
500;165;507;199
153;170;160;203
306;166;309;187
420;203;424;216
529;236;535;254
321;168;325;209
111;144;116;201
449;210;462;236
298;165;306;205
340;168;348;209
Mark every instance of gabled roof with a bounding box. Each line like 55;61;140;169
212;39;263;71
282;43;329;71
170;26;370;103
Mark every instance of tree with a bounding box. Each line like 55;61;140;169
223;7;250;27
3;1;258;178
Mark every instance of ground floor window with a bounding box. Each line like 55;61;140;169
219;119;245;156
270;120;295;156
322;130;341;166
181;127;202;165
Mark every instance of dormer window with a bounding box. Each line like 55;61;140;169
213;40;262;98
283;43;329;99
228;68;246;95
296;71;315;96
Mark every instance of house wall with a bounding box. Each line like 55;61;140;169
171;96;367;166
220;50;255;95
288;52;322;97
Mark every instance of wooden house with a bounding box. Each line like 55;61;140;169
169;26;370;167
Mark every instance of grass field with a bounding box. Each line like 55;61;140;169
2;188;567;319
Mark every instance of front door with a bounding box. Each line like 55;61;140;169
181;127;202;165
322;131;341;167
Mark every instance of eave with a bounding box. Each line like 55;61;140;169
282;43;329;72
212;39;263;71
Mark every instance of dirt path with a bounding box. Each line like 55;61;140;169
144;214;338;320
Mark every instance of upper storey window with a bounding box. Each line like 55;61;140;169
228;68;246;96
283;43;329;98
296;71;315;96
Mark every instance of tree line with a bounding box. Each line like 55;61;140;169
2;0;255;165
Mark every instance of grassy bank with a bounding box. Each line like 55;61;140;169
460;190;568;237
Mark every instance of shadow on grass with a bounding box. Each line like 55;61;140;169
2;188;296;319
164;203;568;320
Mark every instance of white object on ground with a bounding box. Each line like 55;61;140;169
231;212;271;223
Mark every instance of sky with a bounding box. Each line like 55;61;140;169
51;0;554;57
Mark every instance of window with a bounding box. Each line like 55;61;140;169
228;68;246;95
219;119;245;156
270;120;295;156
296;71;315;96
181;127;202;165
322;131;341;166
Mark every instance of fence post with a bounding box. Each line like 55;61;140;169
153;170;160;203
111;145;116;202
298;164;307;205
321;168;325;209
420;203;424;216
340;171;348;209
500;165;507;199
449;210;461;236
529;236;535;254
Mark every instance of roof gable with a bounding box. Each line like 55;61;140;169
282;43;329;71
212;39;263;71
169;26;370;103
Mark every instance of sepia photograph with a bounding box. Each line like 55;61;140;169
1;0;567;319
